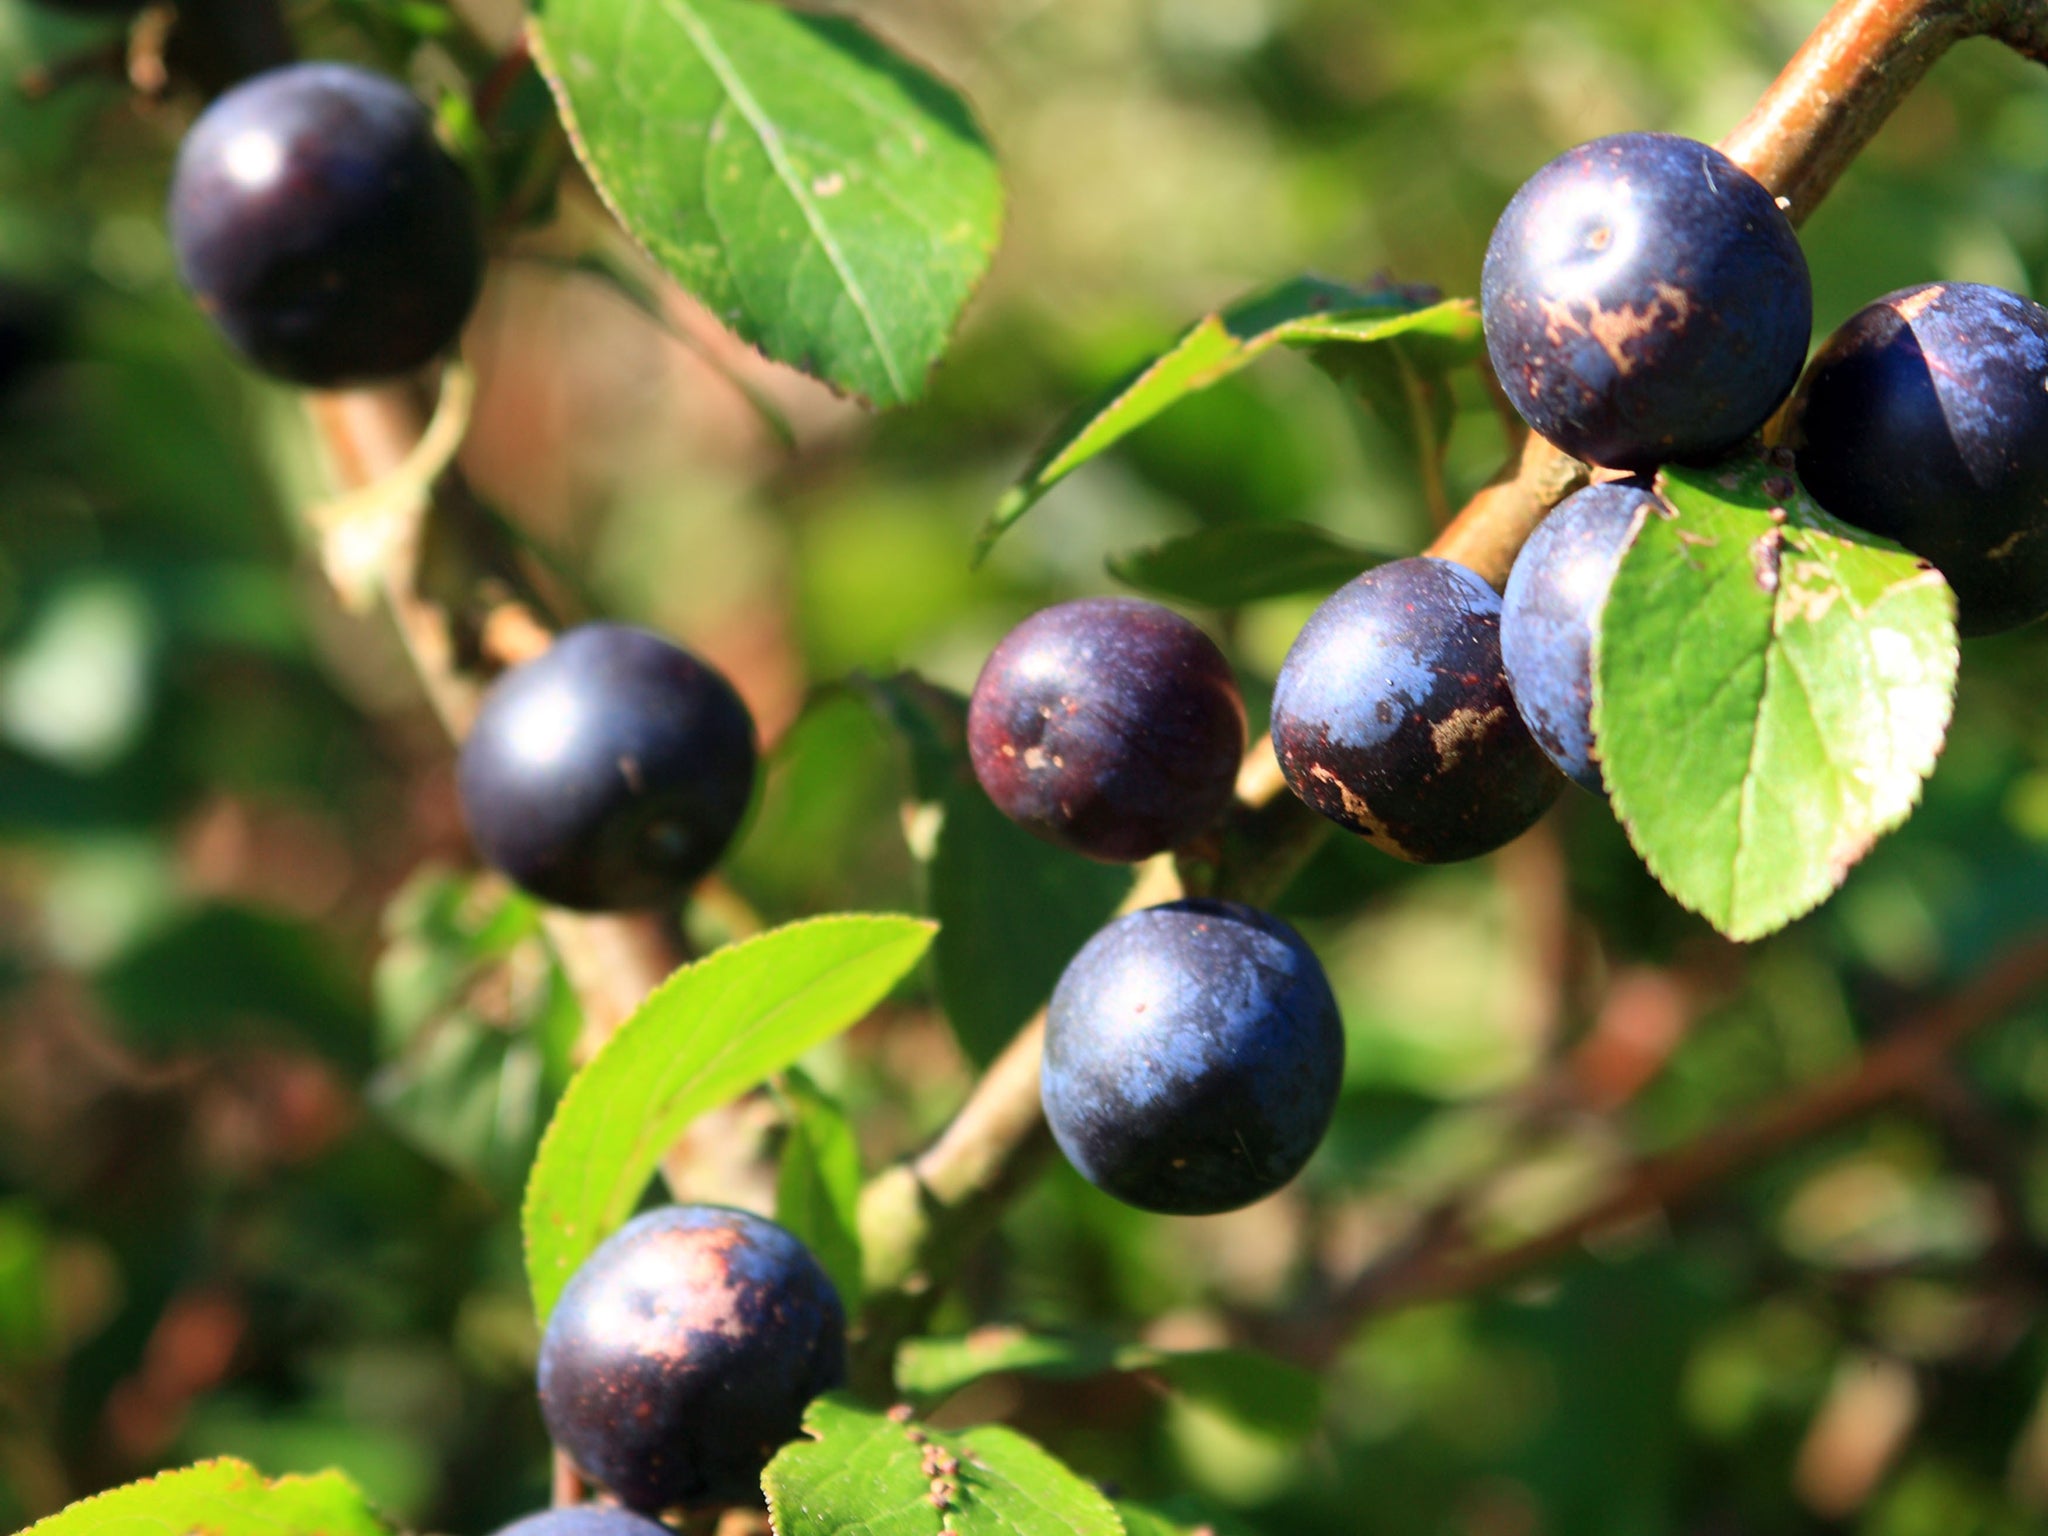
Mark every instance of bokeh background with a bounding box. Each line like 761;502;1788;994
3;0;2048;1532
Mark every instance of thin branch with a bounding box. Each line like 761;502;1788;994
1301;935;2048;1351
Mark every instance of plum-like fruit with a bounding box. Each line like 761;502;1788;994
457;623;756;911
491;1512;673;1536
1041;899;1343;1216
537;1206;846;1513
1500;481;1657;792
1793;282;2048;636
1482;132;1811;471
1271;556;1563;862
967;597;1244;862
167;62;483;387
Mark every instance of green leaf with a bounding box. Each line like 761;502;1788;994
370;870;580;1200
529;0;1002;408
897;1330;1323;1443
980;278;1447;561
1306;300;1484;508
1107;522;1387;607
1592;457;1959;942
763;1394;1124;1536
853;675;1130;1064
23;1460;392;1536
523;914;936;1322
774;1067;865;1309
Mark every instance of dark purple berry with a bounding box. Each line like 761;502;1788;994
491;1511;672;1536
168;63;483;388
1500;481;1656;792
967;597;1245;863
1271;556;1563;862
457;623;756;912
1041;900;1343;1216
537;1206;846;1513
1482;132;1811;471
1794;282;2048;636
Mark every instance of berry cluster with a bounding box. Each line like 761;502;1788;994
1478;135;2048;795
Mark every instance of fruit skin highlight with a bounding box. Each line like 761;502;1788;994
457;623;757;912
1482;131;1811;472
1272;556;1564;863
536;1206;847;1513
1500;480;1657;792
1794;281;2048;637
968;596;1245;863
168;62;483;387
1041;899;1344;1217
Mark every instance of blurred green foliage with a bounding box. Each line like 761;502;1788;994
2;1;2048;1534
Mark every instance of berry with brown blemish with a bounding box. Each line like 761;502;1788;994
1272;557;1564;862
967;598;1244;863
537;1206;845;1513
1793;282;2048;636
1481;132;1811;471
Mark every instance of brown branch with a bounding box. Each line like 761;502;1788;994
1300;935;2048;1353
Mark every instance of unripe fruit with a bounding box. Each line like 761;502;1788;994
1482;132;1811;471
168;63;483;388
1041;900;1344;1216
457;623;756;911
967;597;1244;862
537;1206;846;1513
1272;556;1564;862
1500;481;1657;792
1794;282;2048;636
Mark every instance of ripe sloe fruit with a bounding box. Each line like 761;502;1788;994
167;63;483;388
1482;132;1811;471
967;597;1244;862
1794;282;2048;636
1500;481;1657;792
1041;899;1343;1216
1271;556;1564;862
537;1206;846;1513
491;1512;672;1536
457;623;756;911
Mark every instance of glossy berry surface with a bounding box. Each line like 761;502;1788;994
1041;900;1343;1216
1500;481;1656;792
967;597;1244;862
457;623;756;911
537;1206;846;1513
1482;132;1811;471
168;63;483;388
1272;557;1563;862
1794;282;2048;636
490;1511;673;1536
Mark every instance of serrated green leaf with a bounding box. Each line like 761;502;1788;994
23;1459;392;1536
1107;522;1387;607
529;0;1001;408
774;1066;865;1309
1592;457;1958;942
897;1330;1322;1443
523;915;935;1321
980;278;1446;561
764;1394;1124;1536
